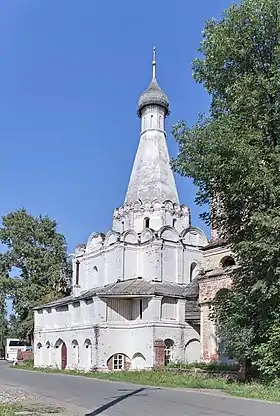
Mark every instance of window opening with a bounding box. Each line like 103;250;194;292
190;262;197;282
164;339;174;366
139;299;143;319
113;354;124;370
144;217;150;228
221;256;235;268
75;261;80;286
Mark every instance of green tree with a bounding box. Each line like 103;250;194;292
172;0;280;375
0;209;72;343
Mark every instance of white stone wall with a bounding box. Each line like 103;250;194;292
34;293;201;370
72;227;207;293
34;320;200;371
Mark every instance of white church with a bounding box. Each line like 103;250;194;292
34;49;210;371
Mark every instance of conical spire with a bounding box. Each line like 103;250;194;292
125;48;179;205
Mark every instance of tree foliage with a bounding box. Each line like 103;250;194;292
172;0;280;375
0;209;72;343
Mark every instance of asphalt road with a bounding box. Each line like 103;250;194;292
0;361;280;415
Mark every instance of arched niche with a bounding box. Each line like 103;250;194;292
163;200;174;211
133;199;142;211
181;227;208;247
45;341;51;366
220;256;235;268
131;352;146;370
190;262;201;282
151;199;162;211
174;203;180;213
143;199;152;210
215;288;231;300
104;230;119;246
54;338;64;349
84;339;92;369
159;226;179;243
123;230;138;244
71;339;79;368
185;339;201;363
181;205;189;215
123;203;131;212
140;228;153;244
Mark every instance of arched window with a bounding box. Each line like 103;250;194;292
72;340;78;349
220;256;235;268
46;341;50;349
164;339;174;366
84;339;92;349
71;339;79;367
37;342;42;350
144;217;150;228
114;353;124;370
172;218;177;227
75;260;80;286
190;262;197;282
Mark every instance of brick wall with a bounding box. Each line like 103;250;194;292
153;339;165;368
199;274;232;362
17;350;34;361
199;275;232;304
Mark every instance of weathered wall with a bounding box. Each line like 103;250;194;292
34;320;200;371
199;245;234;362
72;227;207;294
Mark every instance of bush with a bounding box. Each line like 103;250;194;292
167;361;239;372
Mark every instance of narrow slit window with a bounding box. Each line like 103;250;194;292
144;217;150;228
139;299;143;319
75;260;80;286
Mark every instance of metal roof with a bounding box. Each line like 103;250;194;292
34;278;200;310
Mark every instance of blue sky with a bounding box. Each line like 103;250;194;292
0;0;234;254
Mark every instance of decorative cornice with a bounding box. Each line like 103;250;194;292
113;199;190;218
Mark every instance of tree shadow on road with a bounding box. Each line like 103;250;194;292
85;387;146;415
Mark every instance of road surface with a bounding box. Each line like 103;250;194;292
0;361;279;415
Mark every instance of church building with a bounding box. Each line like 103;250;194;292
34;49;234;371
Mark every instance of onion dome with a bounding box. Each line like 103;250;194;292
137;47;170;117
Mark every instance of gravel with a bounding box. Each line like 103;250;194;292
0;387;38;404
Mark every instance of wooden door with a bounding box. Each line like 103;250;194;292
61;342;67;370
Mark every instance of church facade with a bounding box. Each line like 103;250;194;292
34;50;234;371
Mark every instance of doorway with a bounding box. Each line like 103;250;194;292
61;342;67;370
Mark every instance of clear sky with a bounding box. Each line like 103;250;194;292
0;0;234;253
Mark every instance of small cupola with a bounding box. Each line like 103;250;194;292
137;46;169;117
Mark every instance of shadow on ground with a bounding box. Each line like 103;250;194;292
85;387;148;416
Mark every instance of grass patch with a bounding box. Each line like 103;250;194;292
0;404;21;416
13;360;280;402
0;403;65;415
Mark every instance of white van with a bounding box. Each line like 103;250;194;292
5;338;28;362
